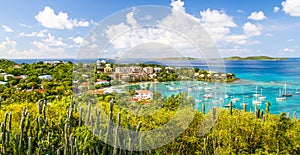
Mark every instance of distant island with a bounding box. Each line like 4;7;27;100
224;56;288;61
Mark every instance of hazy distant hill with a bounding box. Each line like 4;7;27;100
224;56;288;61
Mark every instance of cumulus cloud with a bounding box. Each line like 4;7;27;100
42;33;67;47
243;22;262;36
200;9;237;42
0;37;17;58
35;6;89;29
171;0;185;12
71;36;89;46
2;25;14;32
282;0;300;16
248;11;267;21
273;6;280;13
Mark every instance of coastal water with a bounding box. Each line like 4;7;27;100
10;58;300;115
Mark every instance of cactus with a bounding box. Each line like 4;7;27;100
293;111;297;122
266;101;271;114
79;106;83;126
43;100;47;118
15;134;19;155
103;99;114;155
202;103;205;114
1;122;6;154
9;112;12;131
229;100;233;115
212;107;216;124
85;102;91;125
28;137;32;155
113;112;121;155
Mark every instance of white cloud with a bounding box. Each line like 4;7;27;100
71;36;89;46
200;9;237;42
243;22;262;37
282;0;300;16
281;48;296;52
35;6;89;29
0;37;16;50
126;12;138;26
19;30;47;37
248;11;267;21
273;6;280;13
19;23;32;28
2;25;14;32
171;0;185;12
42;33;67;47
0;37;17;58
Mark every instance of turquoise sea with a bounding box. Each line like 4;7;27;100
11;58;300;115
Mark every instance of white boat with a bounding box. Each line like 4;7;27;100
253;88;262;104
282;83;292;97
253;86;261;97
195;99;203;102
276;89;286;101
166;85;175;91
258;88;266;100
252;100;262;104
203;94;213;98
296;88;299;94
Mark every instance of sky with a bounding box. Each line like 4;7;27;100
0;0;300;59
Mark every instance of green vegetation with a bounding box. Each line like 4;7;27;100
1;59;296;154
1;94;300;154
224;56;288;61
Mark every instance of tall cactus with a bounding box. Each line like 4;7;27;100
266;101;271;114
229;100;233;116
242;103;246;112
113;112;121;155
103;99;114;155
202;103;205;114
28;137;32;155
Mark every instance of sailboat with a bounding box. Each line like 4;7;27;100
252;96;262;104
276;89;286;101
252;88;262;104
258;88;266;100
282;83;292;97
296;88;299;94
253;86;261;97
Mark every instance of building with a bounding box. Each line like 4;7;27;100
154;67;162;73
38;75;53;80
143;67;154;74
134;90;153;101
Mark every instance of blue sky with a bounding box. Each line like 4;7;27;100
0;0;300;58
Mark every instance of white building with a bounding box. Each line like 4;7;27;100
154;67;162;73
134;90;153;101
143;67;154;74
38;75;53;80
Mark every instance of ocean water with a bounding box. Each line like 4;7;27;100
10;58;300;115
